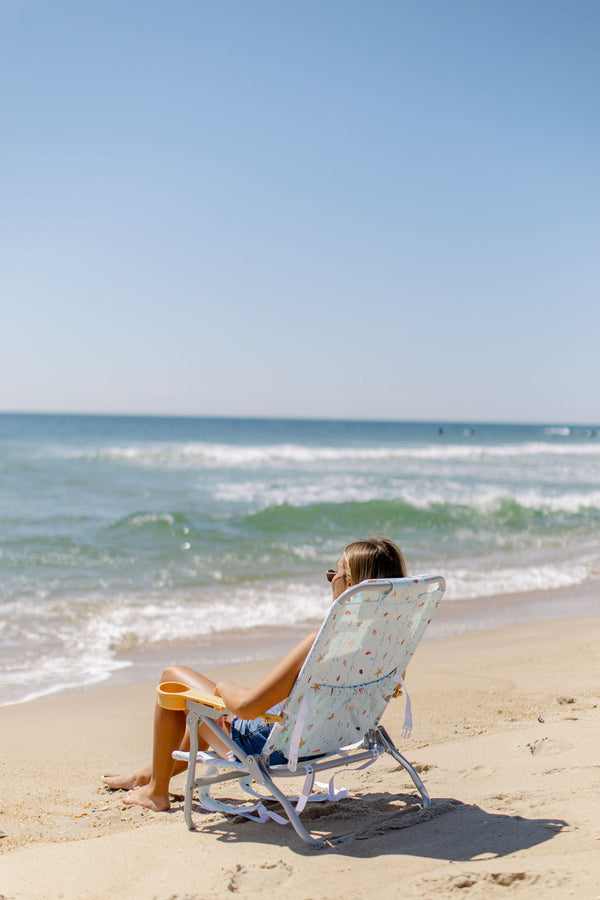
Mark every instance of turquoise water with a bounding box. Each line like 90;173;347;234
1;413;599;705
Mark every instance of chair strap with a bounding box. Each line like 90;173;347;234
395;672;413;738
295;747;381;813
198;789;289;826
196;765;289;825
296;770;342;813
286;694;310;772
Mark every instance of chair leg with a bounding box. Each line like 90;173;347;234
183;708;201;829
374;725;431;809
244;756;326;847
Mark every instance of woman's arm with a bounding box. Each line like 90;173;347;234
215;631;317;719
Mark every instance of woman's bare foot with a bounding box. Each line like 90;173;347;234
122;784;170;812
103;768;151;791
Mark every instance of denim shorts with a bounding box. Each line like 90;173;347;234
229;703;287;765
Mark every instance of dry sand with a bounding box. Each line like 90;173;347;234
1;615;599;899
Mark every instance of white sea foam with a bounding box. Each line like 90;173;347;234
213;477;600;516
443;560;592;601
543;426;572;436
0;657;132;707
127;512;175;527
99;582;329;650
52;439;600;470
0;577;328;698
213;476;377;507
511;489;600;513
0;614;133;707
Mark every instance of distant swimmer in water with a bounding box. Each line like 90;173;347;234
103;536;408;812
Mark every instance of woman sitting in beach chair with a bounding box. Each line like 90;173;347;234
104;536;408;812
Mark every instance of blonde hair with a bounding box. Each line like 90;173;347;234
343;536;407;585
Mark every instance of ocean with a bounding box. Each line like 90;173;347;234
1;413;599;706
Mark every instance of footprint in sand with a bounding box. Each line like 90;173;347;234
225;861;294;893
524;737;569;756
424;871;568;892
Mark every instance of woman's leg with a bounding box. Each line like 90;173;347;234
104;665;229;810
122;701;187;810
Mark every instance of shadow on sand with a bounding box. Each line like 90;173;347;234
187;791;567;859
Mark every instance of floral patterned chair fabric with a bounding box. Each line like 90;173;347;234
263;575;444;764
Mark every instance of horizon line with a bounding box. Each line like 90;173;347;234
0;410;598;429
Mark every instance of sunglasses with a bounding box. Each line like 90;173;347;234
326;568;349;583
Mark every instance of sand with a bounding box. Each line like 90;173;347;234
1;615;599;899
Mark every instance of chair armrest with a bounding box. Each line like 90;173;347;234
184;689;230;711
158;681;283;722
157;681;230;712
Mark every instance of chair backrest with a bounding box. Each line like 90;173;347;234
262;575;445;762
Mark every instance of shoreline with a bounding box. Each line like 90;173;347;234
4;577;598;709
1;612;599;898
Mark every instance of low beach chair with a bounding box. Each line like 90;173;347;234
163;574;445;846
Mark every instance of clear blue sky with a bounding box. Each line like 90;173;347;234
1;0;598;423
